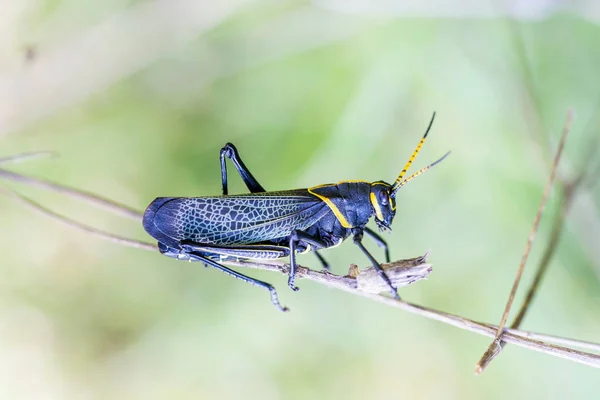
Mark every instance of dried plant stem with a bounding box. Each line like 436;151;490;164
475;110;573;374
0;151;58;165
495;117;599;366
501;326;600;353
0;186;154;251
508;16;600;345
510;181;580;329
363;296;600;368
0;167;142;220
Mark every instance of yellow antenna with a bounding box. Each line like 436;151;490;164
391;112;436;193
391;151;450;196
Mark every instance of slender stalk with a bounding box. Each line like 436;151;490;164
475;110;573;374
0;168;142;220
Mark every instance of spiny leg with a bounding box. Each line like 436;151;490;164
364;227;390;263
314;251;330;271
185;250;288;312
220;143;265;195
352;228;400;300
288;230;328;291
181;241;290;260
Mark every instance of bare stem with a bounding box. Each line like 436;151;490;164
510;194;567;329
475;109;573;373
0;167;143;221
0;186;155;251
510;172;587;330
0;151;58;165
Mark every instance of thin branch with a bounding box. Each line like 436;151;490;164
1;151;599;369
0;167;142;220
485;107;600;368
510;194;568;328
506;17;600;341
511;172;587;329
362;296;600;369
500;326;600;353
475;109;573;374
0;186;155;251
0;151;58;165
503;110;600;363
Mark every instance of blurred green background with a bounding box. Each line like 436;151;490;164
1;0;599;399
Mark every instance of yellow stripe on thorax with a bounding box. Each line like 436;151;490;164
308;185;352;228
370;192;384;221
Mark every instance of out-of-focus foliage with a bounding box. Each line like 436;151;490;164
1;1;599;399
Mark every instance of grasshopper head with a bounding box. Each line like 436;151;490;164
369;182;395;231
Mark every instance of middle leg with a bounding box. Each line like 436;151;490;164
364;227;390;263
288;230;328;291
352;228;400;300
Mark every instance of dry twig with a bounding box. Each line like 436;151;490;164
0;165;142;220
499;15;600;373
475;110;573;374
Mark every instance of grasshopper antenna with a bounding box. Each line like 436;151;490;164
390;112;436;197
392;151;451;194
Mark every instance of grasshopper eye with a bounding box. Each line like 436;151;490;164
379;191;389;206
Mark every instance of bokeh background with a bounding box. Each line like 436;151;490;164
1;0;600;399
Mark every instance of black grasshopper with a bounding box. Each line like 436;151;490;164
143;113;449;311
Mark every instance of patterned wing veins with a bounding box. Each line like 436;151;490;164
151;191;327;245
